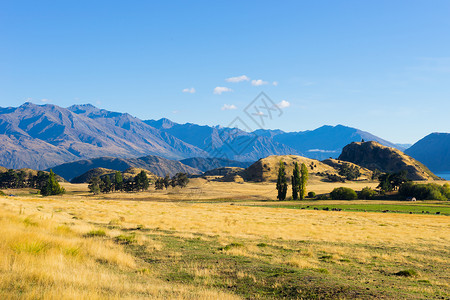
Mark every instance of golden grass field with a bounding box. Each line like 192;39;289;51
0;179;449;299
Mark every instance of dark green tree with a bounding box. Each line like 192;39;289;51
291;162;300;200
101;176;112;193
135;170;149;191
155;178;164;190
163;174;170;189
17;170;27;188
173;173;189;188
114;171;123;192
276;161;288;200
41;170;65;196
88;176;101;195
299;163;309;200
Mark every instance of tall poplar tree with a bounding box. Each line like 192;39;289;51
276;161;288;200
291;162;300;200
299;163;309;200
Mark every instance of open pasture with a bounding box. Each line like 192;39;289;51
0;181;449;299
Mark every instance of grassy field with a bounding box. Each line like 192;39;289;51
0;181;449;299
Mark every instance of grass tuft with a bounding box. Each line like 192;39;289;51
85;229;106;238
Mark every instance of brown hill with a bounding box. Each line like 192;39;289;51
70;167;158;184
322;159;373;180
241;155;337;182
338;141;438;181
203;167;244;177
122;168;158;181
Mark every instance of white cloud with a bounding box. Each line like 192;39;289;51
41;99;51;103
213;86;233;95
182;87;196;93
307;149;338;153
226;75;250;83
277;100;290;108
272;81;278;86
221;104;237;111
254;111;265;116
251;79;268;86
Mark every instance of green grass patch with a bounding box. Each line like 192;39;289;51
85;229;106;237
252;203;450;215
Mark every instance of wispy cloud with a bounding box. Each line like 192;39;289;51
272;81;278;86
182;87;196;93
277;100;290;108
226;75;250;83
41;99;51;103
221;104;237;110
251;79;268;86
214;86;233;95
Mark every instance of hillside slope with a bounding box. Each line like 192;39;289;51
240;155;336;182
338;141;438;180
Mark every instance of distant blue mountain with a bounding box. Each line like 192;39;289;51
405;133;450;172
146;119;403;161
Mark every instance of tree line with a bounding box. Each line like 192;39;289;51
0;169;65;196
276;161;309;201
88;171;189;194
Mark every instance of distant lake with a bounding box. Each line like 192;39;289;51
436;172;450;181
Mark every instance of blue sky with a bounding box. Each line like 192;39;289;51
1;1;449;143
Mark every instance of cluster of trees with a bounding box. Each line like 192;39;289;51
88;171;190;194
88;171;149;194
276;161;309;200
155;173;189;190
399;182;450;200
338;163;361;181
0;169;49;189
377;171;408;192
0;169;65;196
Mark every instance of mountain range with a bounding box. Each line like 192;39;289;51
0;102;448;173
405;133;450;173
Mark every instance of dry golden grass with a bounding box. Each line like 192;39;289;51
1;180;449;299
0;201;240;299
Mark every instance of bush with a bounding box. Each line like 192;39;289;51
0;190;5;196
307;191;316;198
358;187;377;199
330;187;357;200
85;229;106;237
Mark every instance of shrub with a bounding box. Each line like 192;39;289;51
330;187;357;200
85;229;106;237
358;187;377;199
307;191;316;198
0;190;5;196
